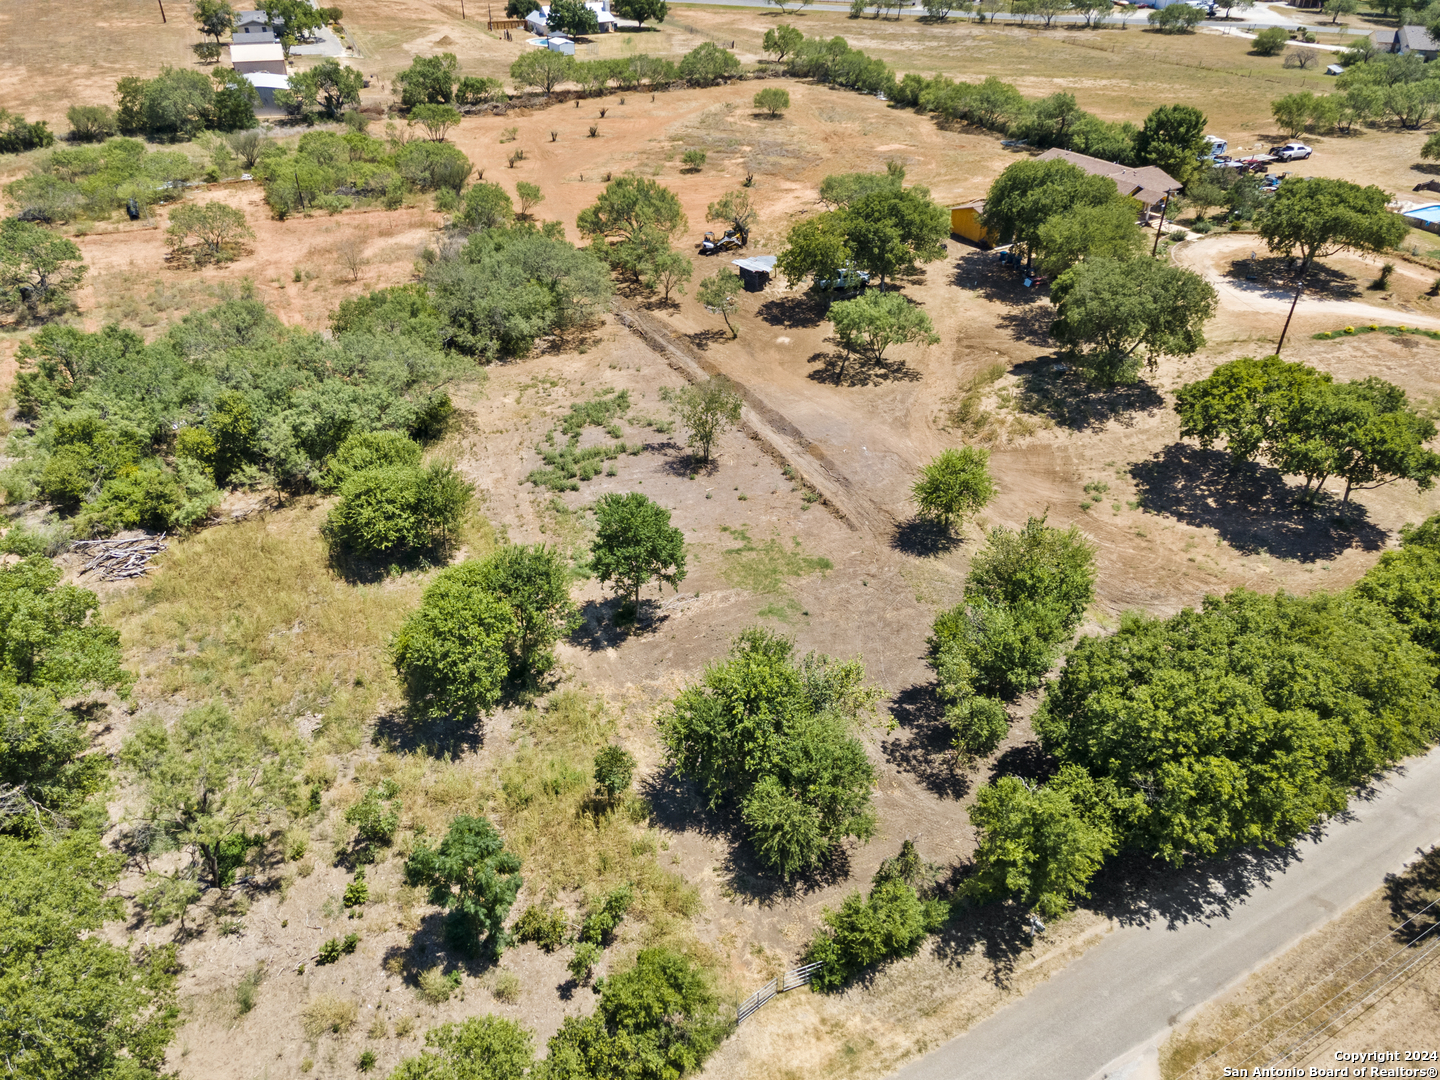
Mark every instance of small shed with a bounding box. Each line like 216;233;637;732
229;41;287;76
950;201;995;247
245;72;291;107
732;255;776;292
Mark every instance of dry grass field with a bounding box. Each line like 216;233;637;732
6;2;1440;1079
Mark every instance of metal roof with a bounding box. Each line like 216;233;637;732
229;41;286;62
732;256;776;273
1035;148;1179;198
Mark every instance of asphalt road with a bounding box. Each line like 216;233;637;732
890;745;1440;1080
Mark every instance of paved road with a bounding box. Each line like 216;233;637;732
891;744;1440;1080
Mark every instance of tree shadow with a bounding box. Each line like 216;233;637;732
1222;254;1360;301
685;328;729;351
756;293;828;329
950;247;1051;309
986;741;1058;785
1384;844;1440;944
806;349;923;387
996;304;1056;348
326;544;451;586
1130;443;1388;561
381;911;499;988
658;450;719;479
639;766;854;904
567;596;671;650
371;707;485;759
1015;361;1165;431
890;517;962;557
882;683;972;801
641;295;681;313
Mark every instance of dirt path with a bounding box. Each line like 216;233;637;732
1172;233;1440;329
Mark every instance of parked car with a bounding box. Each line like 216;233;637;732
1269;142;1313;161
815;267;870;291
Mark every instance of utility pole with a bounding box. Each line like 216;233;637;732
158;0;167;21
1151;190;1173;257
1276;269;1306;355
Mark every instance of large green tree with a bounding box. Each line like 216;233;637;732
193;0;238;43
911;446;997;530
828;289;939;376
510;50;576;95
390;566;519;720
0;831;180;1080
396;52;460;106
0;556;127;695
469;545;578;679
613;0;668;27
0;688;109;837
980;159;1128;269
590;491;687;614
288;57;363;119
548;0;600;34
1049;256;1217;385
403;815;522;953
663;627;879;877
1132;103;1208;186
1257;176;1408;272
577;176;687;251
678;42;741;87
1;217;87;316
1034;200;1146;277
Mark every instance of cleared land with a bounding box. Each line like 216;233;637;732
5;3;1440;1080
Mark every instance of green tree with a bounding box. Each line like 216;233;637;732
613;0;669;27
1257;176;1408;273
804;876;947;990
1049;256;1217;385
667;375;744;463
1034;199;1146;276
409;103;463;142
396;52;460;106
1133;103;1208;186
0;831;180;1080
507;0;543;16
697;266;743;338
548;0;601;33
818;161;905;209
681;149;707;172
322;462;472;560
1255;26;1290;54
762;23;804;59
1323;0;1358;21
754;87;791;116
391;565;519;720
843;186;949;287
0;556;127;695
948;695;1009;761
194;0;237;42
289;57;363;119
980;158;1125;269
0;687;109;837
321;430;423;492
510;50;576;95
389;1016;534;1080
469;545;578;678
591;491;687;615
515;180;544;218
642;246;692;301
403;815;522;953
663;627;879;877
678;42;742;87
1;219;86;316
1174;356;1440;502
577;176;688;252
121;702;300;888
1036;589;1438;865
966;769;1118;916
911;446;996;529
1272;91;1314;139
828;289;939;376
65;105;117;143
459;182;515;230
1149;4;1204;31
777;213;852;287
1355;514;1440;655
165;201;254;262
542;949;728;1080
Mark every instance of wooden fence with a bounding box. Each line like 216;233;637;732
736;961;825;1024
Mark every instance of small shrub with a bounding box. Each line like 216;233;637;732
568;941;602;984
236;965;265;1015
322;461;471;562
417;965;454;1003
490;969;522;1003
805;879;948;991
302;995;359;1037
500;125;518;143
318;938;343;965
588;124;599;138
358;1050;377;1072
394;1015;416;1037
579;884;633;945
342;932;360;954
681;149;706;172
513;904;569;951
344;871;369;908
434;187;460;213
218;919;244;936
368;1016;388;1039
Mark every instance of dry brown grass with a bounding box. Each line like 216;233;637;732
106;499;493;751
301;994;359;1038
1160;847;1440;1078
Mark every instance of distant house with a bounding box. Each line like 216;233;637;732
229;41;287;76
523;0;619;36
1034;148;1179;215
1373;24;1440;58
234;8;281;41
949;200;995;247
